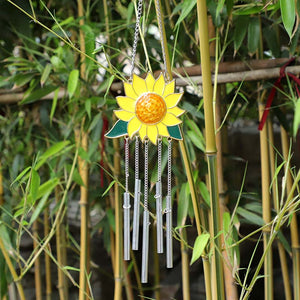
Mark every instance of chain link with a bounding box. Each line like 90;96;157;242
157;138;162;184
167;139;172;197
144;139;149;210
135;135;139;179
125;137;129;193
130;0;144;78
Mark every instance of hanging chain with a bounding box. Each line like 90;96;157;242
125;137;129;193
135;135;139;179
155;0;169;81
167;139;172;197
144;139;149;210
157;138;162;183
130;0;144;78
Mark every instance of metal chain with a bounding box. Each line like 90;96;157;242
130;0;144;78
135;135;139;179
167;139;172;197
155;0;169;81
125;137;129;193
144;140;149;210
157;138;162;184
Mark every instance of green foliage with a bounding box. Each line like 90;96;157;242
190;233;210;265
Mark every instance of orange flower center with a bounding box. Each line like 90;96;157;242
135;93;167;125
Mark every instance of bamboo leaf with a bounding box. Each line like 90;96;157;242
67;69;79;98
280;0;296;38
11;166;32;185
40;63;52;86
199;181;210;206
293;98;300;137
102;180;115;197
21;85;57;104
236;207;264;226
234;15;249;54
85;99;91;120
50;88;59;124
29;191;51;225
177;183;190;226
30;169;40;203
175;0;197;28
247;17;260;54
190;233;210;265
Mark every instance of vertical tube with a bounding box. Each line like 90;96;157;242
132;178;141;250
166;195;173;268
156;182;163;253
141;210;150;283
123;192;131;260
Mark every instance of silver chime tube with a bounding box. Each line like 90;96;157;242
166;195;173;268
156;182;163;254
123;192;131;260
141;140;149;283
166;139;173;268
132;178;141;250
141;210;150;283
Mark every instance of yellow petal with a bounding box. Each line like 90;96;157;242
162;112;182;126
128;117;141;138
114;110;134;121
168;106;185;117
163;80;175;97
153;73;165;96
116;96;136;113
165;93;183;108
139;124;147;141
157;123;170;137
124;82;138;99
147;125;158;145
145;73;155;92
132;74;147;96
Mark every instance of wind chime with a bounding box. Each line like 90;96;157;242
105;0;185;283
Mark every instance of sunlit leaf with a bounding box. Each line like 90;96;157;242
190;233;210;265
280;0;296;38
67;69;79;98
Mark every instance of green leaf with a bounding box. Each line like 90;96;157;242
40;63;52;86
11;166;31;185
67;69;79;98
199;181;210;206
13;73;35;87
187;130;205;151
30;169;40;203
234;15;249;53
177;183;190;226
85;99;91;120
293;98;300;137
105;120;128;138
167;125;183;140
190;233;210;265
247;17;260;54
29;191;51;225
175;0;197;28
21;85;58;104
27;178;60;203
102;181;116;197
236;207;264;226
280;0;296;38
50;88;59;124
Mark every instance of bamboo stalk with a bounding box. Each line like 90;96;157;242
280;127;300;300
55;186;68;300
258;103;273;300
32;219;42;300
0;238;26;300
153;1;212;299
130;249;144;298
153;225;161;300
123;261;134;300
43;207;52;300
196;1;224;299
267;121;291;300
0;161;3;206
75;129;90;300
215;89;238;300
113;138;123;300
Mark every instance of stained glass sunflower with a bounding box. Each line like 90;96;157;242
106;73;185;144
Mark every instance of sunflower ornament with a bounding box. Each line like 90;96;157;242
105;0;185;284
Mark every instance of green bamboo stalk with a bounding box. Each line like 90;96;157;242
153;1;212;299
113;138;123;300
267;121;291;300
280;126;300;300
258;103;273;300
55;186;68;300
196;1;224;299
32;219;42;300
0;238;26;300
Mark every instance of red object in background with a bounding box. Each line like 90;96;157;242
258;57;300;130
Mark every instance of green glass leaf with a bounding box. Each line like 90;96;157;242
168;125;183;140
105;120;128;138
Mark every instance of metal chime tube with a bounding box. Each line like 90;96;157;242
123;138;130;260
132;136;141;250
156;139;163;253
166;139;173;268
141;140;150;283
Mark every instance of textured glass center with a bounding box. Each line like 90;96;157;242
136;93;166;124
